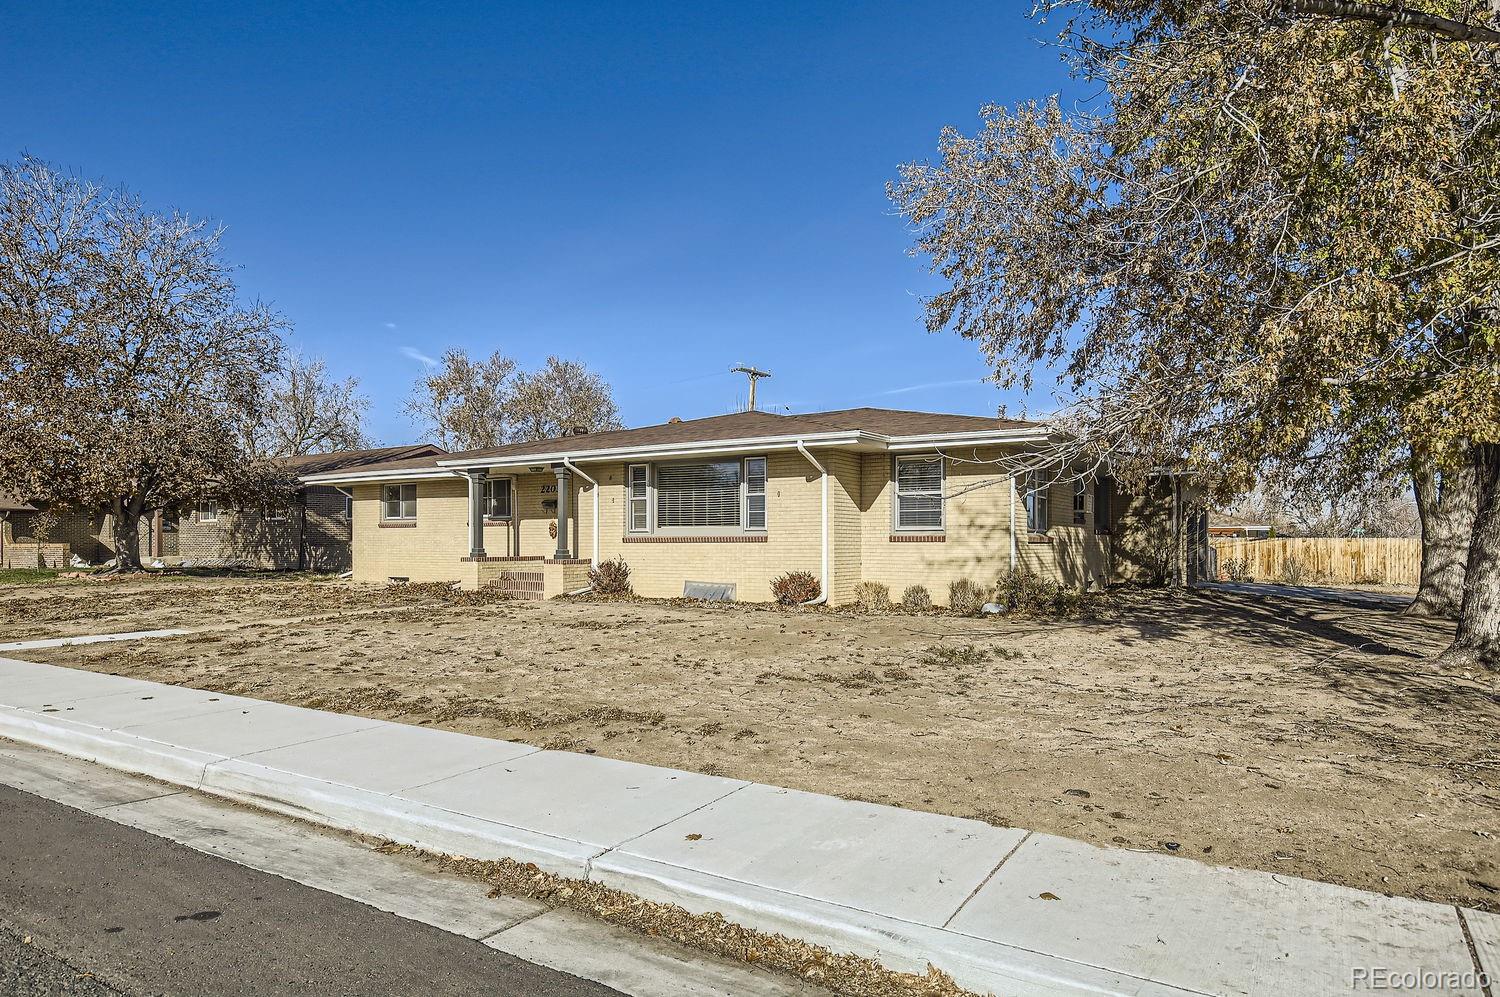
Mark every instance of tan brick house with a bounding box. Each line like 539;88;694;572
182;444;446;571
300;409;1204;605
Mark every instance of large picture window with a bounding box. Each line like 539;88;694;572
483;478;512;519
895;456;944;530
382;483;417;521
656;459;742;529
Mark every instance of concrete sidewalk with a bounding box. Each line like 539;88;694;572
0;656;1493;997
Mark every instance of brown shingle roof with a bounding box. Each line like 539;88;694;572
443;407;1040;463
0;491;37;513
300;408;1041;480
278;444;446;476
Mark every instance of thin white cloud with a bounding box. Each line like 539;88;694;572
400;346;438;367
383;322;398;330
878;378;984;396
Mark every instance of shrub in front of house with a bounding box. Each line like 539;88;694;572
993;567;1079;616
901;584;933;613
770;570;821;605
1222;556;1252;582
588;556;633;596
853;581;891;613
947;578;988;616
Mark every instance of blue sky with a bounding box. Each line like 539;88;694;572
6;2;1080;444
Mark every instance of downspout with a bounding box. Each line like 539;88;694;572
1008;475;1017;570
560;457;599;595
796;440;829;606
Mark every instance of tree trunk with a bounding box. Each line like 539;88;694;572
1438;443;1500;671
111;498;145;571
1406;460;1475;618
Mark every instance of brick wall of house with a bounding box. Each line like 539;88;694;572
349;445;1138;603
177;485;352;570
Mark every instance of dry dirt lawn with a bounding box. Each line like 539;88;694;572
3;573;1496;912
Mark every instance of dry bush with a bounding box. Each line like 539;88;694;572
947;578;988;616
770;570;821;605
587;556;633;596
992;568;1081;617
853;581;891;613
901;584;932;613
1278;557;1309;585
1221;556;1252;582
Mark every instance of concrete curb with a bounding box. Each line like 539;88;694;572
201;758;602;877
2;658;1489;997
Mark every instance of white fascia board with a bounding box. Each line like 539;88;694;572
298;468;464;486
436;431;865;468
884;428;1053;450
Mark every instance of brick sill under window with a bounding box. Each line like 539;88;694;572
379;521;417;528
889;533;946;543
622;534;767;544
483;517;511;524
1027;533;1053;544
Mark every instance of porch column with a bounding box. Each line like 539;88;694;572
466;469;486;558
553;464;571;559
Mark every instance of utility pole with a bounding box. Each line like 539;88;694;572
730;364;771;411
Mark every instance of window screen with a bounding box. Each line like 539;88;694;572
656;460;742;528
383;483;416;521
744;457;767;530
1024;472;1048;532
895;457;943;530
627;464;649;532
483;478;511;519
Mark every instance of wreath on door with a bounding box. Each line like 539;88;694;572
548;522;558;540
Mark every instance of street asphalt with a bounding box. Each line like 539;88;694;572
0;783;623;996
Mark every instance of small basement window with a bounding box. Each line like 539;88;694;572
382;483;417;521
895;456;944;530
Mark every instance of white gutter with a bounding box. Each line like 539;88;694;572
795;440;829;606
560;457;599;569
884;428;1052;449
438;431;862;469
300;468;464;486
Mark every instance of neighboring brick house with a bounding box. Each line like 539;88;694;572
0;492;155;568
182;445;446;571
300;408;1205;604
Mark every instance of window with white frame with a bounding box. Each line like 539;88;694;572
483;478;512;519
656;459;742;529
1073;479;1086;524
198;499;218;523
627;464;649;532
343;493;353;519
744;457;767;530
1024;472;1049;533
382;483;417;521
894;456;944;530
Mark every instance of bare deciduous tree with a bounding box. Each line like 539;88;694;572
0;157;290;570
252;354;370;458
891;2;1500;666
401;349;518;451
403;350;622;450
508;356;624;441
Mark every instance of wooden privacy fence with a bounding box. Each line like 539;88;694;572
1209;537;1420;587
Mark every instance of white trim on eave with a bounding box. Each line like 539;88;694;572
437;431;865;468
298;468;465;486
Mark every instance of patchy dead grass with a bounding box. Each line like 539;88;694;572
7;574;1497;912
